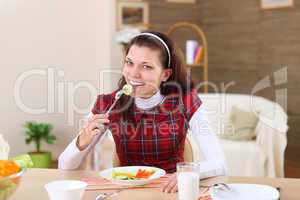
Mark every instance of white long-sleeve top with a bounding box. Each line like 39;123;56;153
58;91;227;179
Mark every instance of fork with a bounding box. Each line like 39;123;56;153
213;183;231;191
95;189;122;200
105;90;123;115
209;183;231;197
201;183;231;191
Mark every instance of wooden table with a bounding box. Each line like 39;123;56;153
10;169;300;200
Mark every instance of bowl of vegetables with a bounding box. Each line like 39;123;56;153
0;155;32;200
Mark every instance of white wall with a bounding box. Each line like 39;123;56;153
0;0;120;159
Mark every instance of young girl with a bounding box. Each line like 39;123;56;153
58;31;226;193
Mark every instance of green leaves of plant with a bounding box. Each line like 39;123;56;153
24;121;56;152
46;134;56;144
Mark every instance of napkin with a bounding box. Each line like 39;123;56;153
82;174;171;190
81;174;212;199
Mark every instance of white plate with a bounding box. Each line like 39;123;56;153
211;183;280;200
99;166;166;186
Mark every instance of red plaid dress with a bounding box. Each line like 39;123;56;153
92;89;202;173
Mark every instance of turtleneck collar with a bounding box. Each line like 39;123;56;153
135;90;164;110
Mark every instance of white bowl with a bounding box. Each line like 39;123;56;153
44;180;87;200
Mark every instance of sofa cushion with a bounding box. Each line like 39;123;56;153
219;106;259;141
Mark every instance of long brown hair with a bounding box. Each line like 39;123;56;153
114;31;195;117
118;30;194;95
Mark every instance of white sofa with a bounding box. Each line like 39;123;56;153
198;93;288;177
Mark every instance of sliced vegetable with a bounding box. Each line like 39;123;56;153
135;169;155;179
10;154;33;168
111;168;156;180
0;160;20;177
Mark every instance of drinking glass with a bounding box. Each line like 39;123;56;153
177;162;200;200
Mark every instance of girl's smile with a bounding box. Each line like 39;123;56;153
122;45;172;98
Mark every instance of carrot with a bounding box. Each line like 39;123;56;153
135;169;155;179
0;160;20;178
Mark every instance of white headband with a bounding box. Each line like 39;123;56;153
136;33;171;68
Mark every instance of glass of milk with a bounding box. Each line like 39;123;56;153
177;162;200;200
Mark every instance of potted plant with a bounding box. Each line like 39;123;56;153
24;121;56;168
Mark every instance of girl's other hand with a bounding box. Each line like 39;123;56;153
161;173;178;193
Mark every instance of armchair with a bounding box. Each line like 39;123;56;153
198;93;288;177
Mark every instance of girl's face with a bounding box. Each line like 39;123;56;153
122;45;172;98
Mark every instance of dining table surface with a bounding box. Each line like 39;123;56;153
9;168;300;200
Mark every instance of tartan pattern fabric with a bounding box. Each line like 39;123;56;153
92;89;202;173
